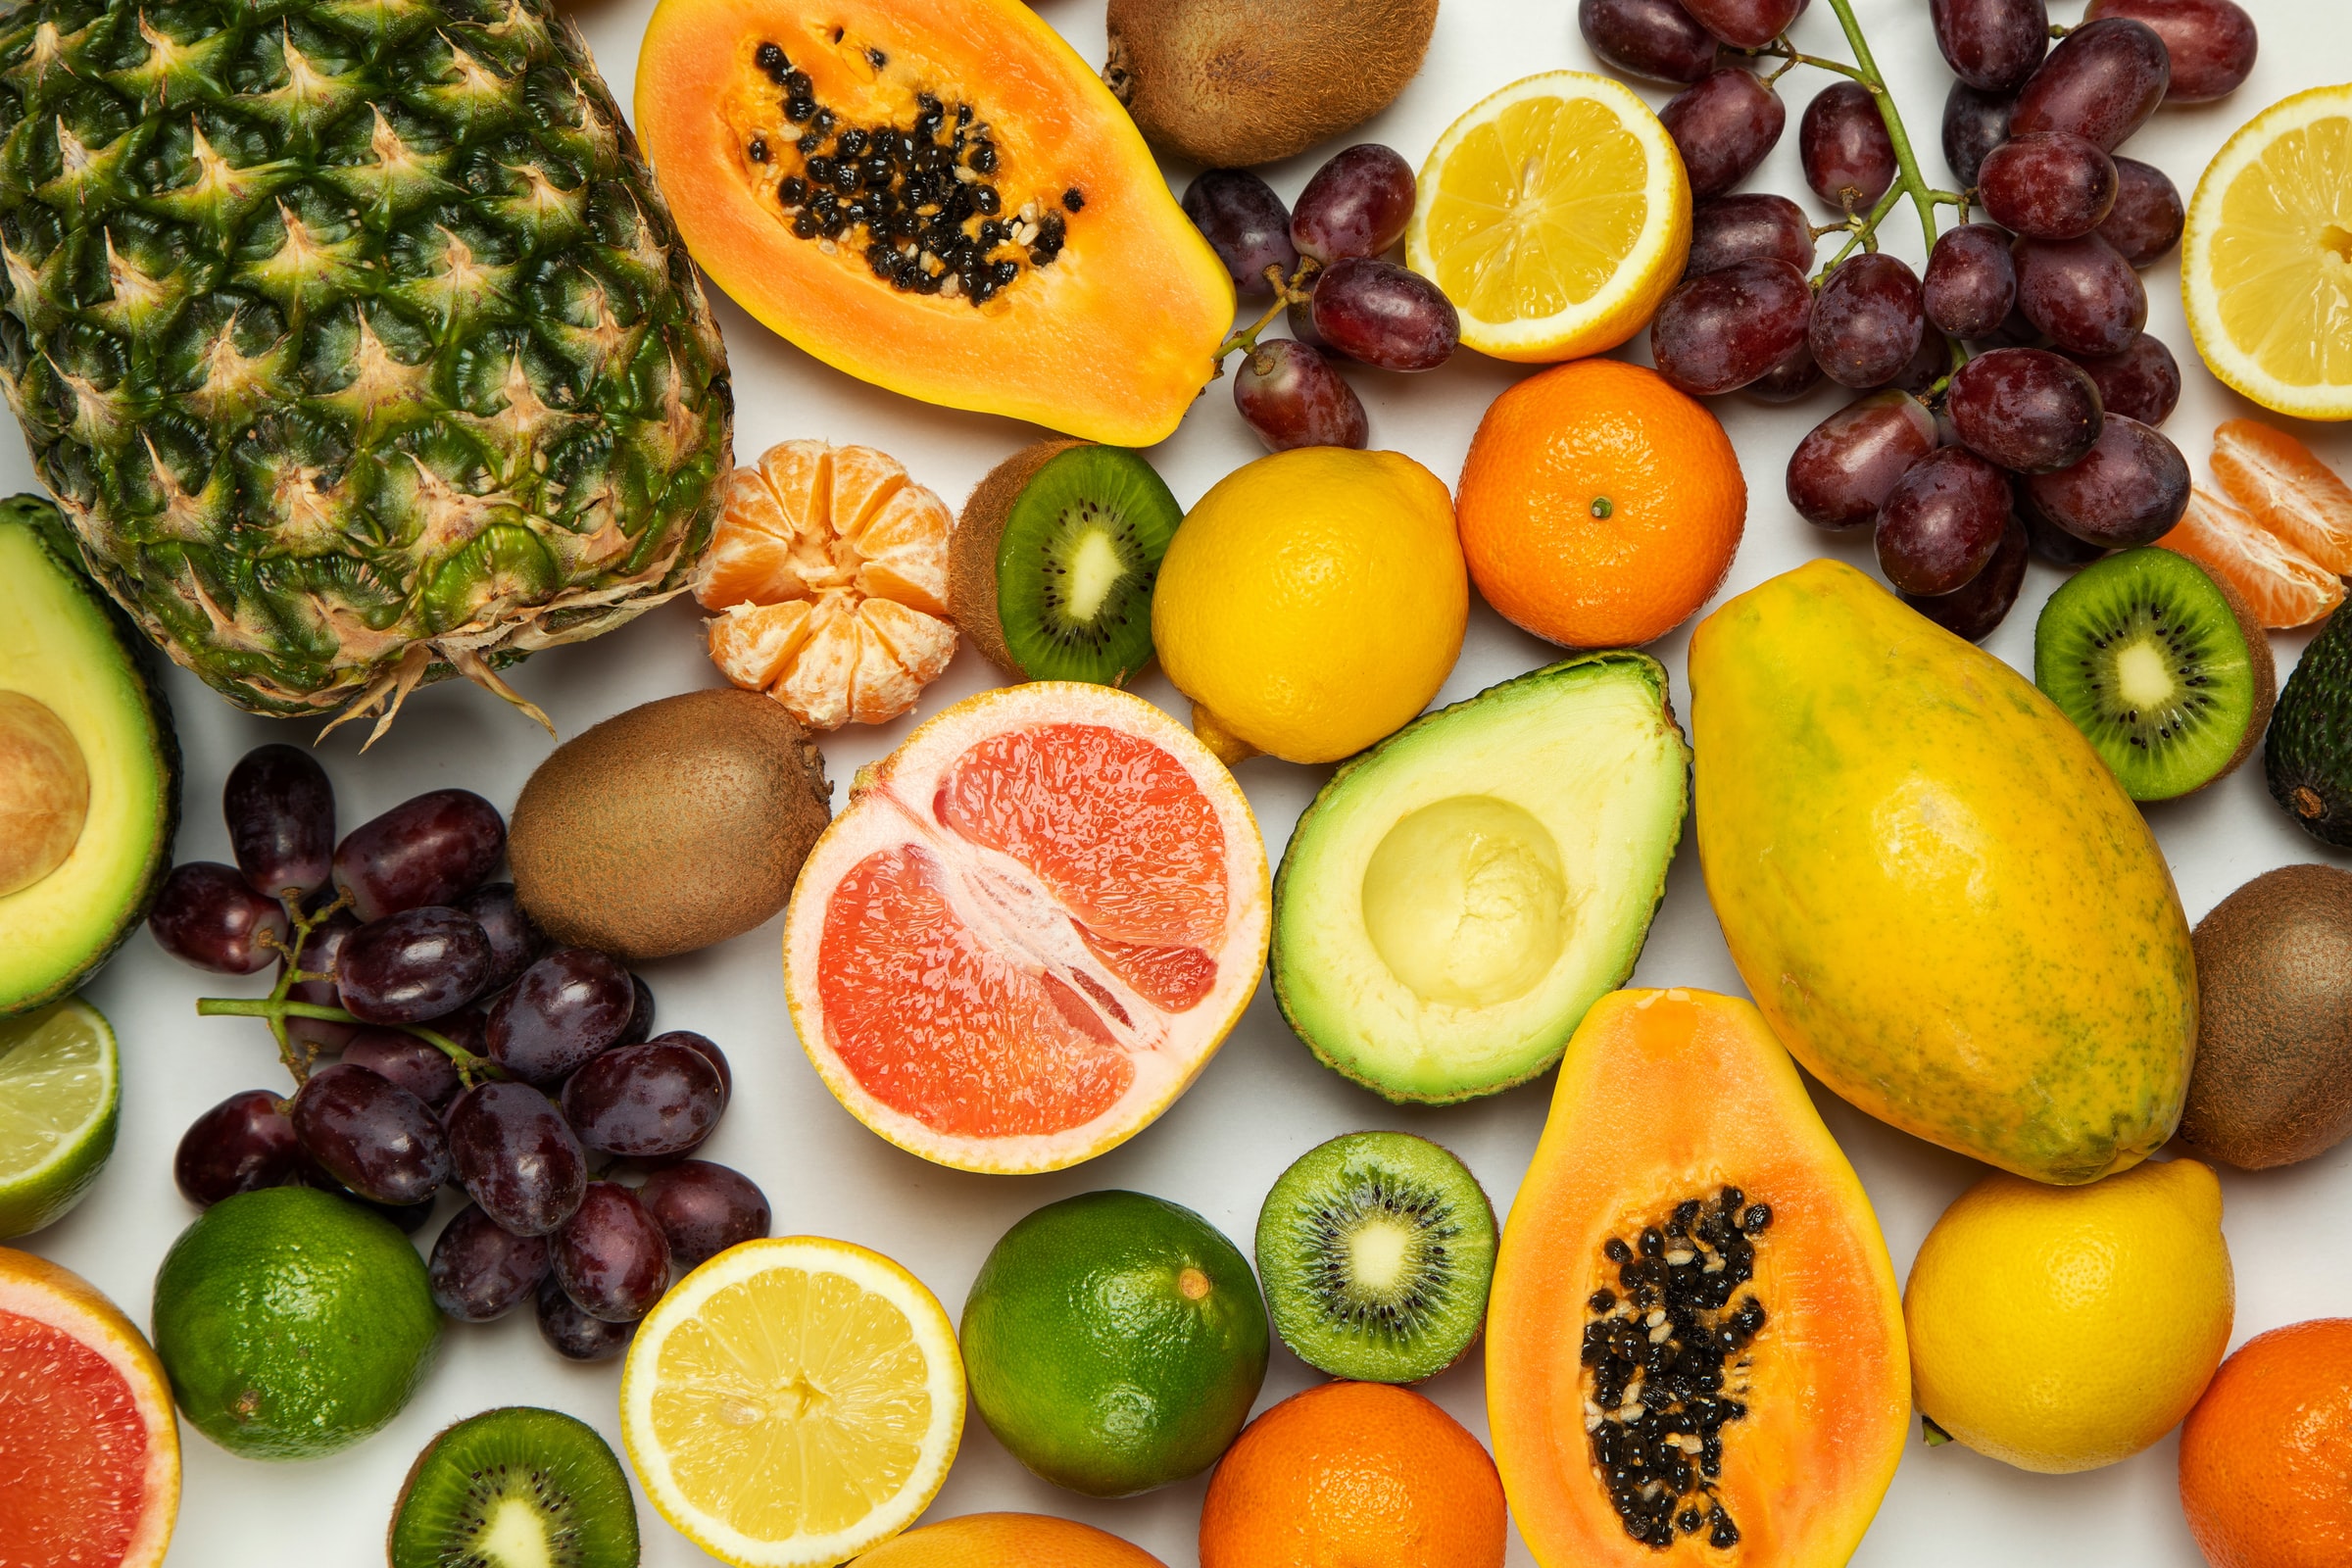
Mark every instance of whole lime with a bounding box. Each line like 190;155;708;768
151;1184;441;1460
960;1190;1267;1496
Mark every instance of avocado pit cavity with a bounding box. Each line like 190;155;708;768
0;690;89;898
1361;794;1568;1007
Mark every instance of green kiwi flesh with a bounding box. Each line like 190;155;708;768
950;441;1180;685
2033;546;2275;802
1254;1131;1496;1384
388;1406;639;1568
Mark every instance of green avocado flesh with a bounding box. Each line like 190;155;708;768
0;497;177;1015
1272;653;1690;1102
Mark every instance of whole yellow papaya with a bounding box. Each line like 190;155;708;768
1689;560;2194;1184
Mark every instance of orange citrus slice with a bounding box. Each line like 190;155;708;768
699;441;958;730
0;1246;178;1568
2211;417;2352;573
783;683;1269;1173
2158;484;2346;629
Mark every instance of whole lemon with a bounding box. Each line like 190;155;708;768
1905;1158;2232;1474
1152;448;1466;765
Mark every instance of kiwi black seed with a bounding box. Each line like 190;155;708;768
2033;545;2274;802
388;1406;639;1568
950;440;1182;685
1254;1130;1496;1384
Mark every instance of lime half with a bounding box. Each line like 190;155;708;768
0;998;120;1238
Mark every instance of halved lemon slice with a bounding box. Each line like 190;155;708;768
1407;71;1691;363
2182;83;2352;420
618;1238;964;1567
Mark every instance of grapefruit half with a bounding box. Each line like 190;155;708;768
0;1246;179;1568
784;683;1270;1173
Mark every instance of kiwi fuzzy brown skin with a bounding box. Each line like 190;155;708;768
510;689;830;962
2206;568;2277;789
2177;863;2352;1169
1102;0;1440;169
949;438;1091;678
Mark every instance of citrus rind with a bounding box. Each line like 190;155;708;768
0;999;120;1239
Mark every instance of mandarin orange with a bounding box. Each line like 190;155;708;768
1455;358;1743;649
2211;418;2352;573
2159;485;2345;630
1197;1381;1504;1568
2180;1318;2352;1568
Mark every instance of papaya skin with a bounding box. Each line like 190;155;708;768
635;0;1234;446
1489;988;1907;1568
1689;560;2196;1185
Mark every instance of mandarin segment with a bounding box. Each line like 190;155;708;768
698;440;958;729
2159;485;2346;629
2212;418;2352;573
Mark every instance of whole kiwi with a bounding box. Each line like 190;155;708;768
2176;862;2352;1169
509;689;830;962
1103;0;1440;168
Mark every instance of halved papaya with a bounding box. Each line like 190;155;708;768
635;0;1234;445
1489;989;1907;1566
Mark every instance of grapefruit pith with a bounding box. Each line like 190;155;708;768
784;683;1269;1173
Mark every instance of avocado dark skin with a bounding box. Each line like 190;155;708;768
2267;609;2352;848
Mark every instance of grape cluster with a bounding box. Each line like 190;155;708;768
156;745;772;1362
1181;144;1459;454
1589;0;2256;640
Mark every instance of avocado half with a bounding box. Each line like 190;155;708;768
0;495;178;1014
1271;653;1689;1103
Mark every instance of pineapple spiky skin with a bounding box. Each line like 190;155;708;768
0;0;732;730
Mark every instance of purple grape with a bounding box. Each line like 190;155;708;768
1745;337;1828;402
222;745;334;903
1980;131;2119;240
1650;257;1814;395
2097;158;2185;268
1924;223;2020;340
618;975;656;1049
1688;194;1816;276
2012;17;2171;151
446;1080;587;1236
174;1090;303;1207
1942;80;2017;187
552;1183;670;1323
562;1042;726;1159
638;1162;769;1271
282;905;360;1054
486;947;634;1086
340;1027;463;1114
1932;0;2050;92
2064;332;2181;426
1580;0;1721;82
1307;259;1458;372
1234;340;1368;453
1810;253;1925;389
1876;324;1957;398
536;1274;635;1360
1291;145;1415;265
2013;232;2147;356
290;1061;449;1207
2085;0;2257;102
1800;81;1897;210
1875;447;2014;597
332;789;505;923
1946;347;2106;472
1660;70;1785;200
458;882;540;995
1788;391;1942;530
336;906;492;1025
650;1031;733;1108
2020;416;2191;547
1902;514;2031;640
1182;170;1298;298
1680;0;1805;50
149;861;289;974
2018;480;2114;563
334;1189;437;1234
428;1202;550;1322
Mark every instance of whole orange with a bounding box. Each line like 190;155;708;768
2180;1319;2352;1568
1455;358;1744;648
1198;1381;1505;1568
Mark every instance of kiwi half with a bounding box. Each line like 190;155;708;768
1254;1131;1496;1384
950;440;1181;685
2034;546;2275;801
388;1406;639;1568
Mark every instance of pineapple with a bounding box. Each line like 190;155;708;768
0;0;732;738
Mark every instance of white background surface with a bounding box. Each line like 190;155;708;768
15;0;2352;1563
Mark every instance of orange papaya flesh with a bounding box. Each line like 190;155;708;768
1489;988;1907;1567
635;0;1234;445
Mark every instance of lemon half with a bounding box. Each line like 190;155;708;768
2183;83;2352;420
1407;70;1691;363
